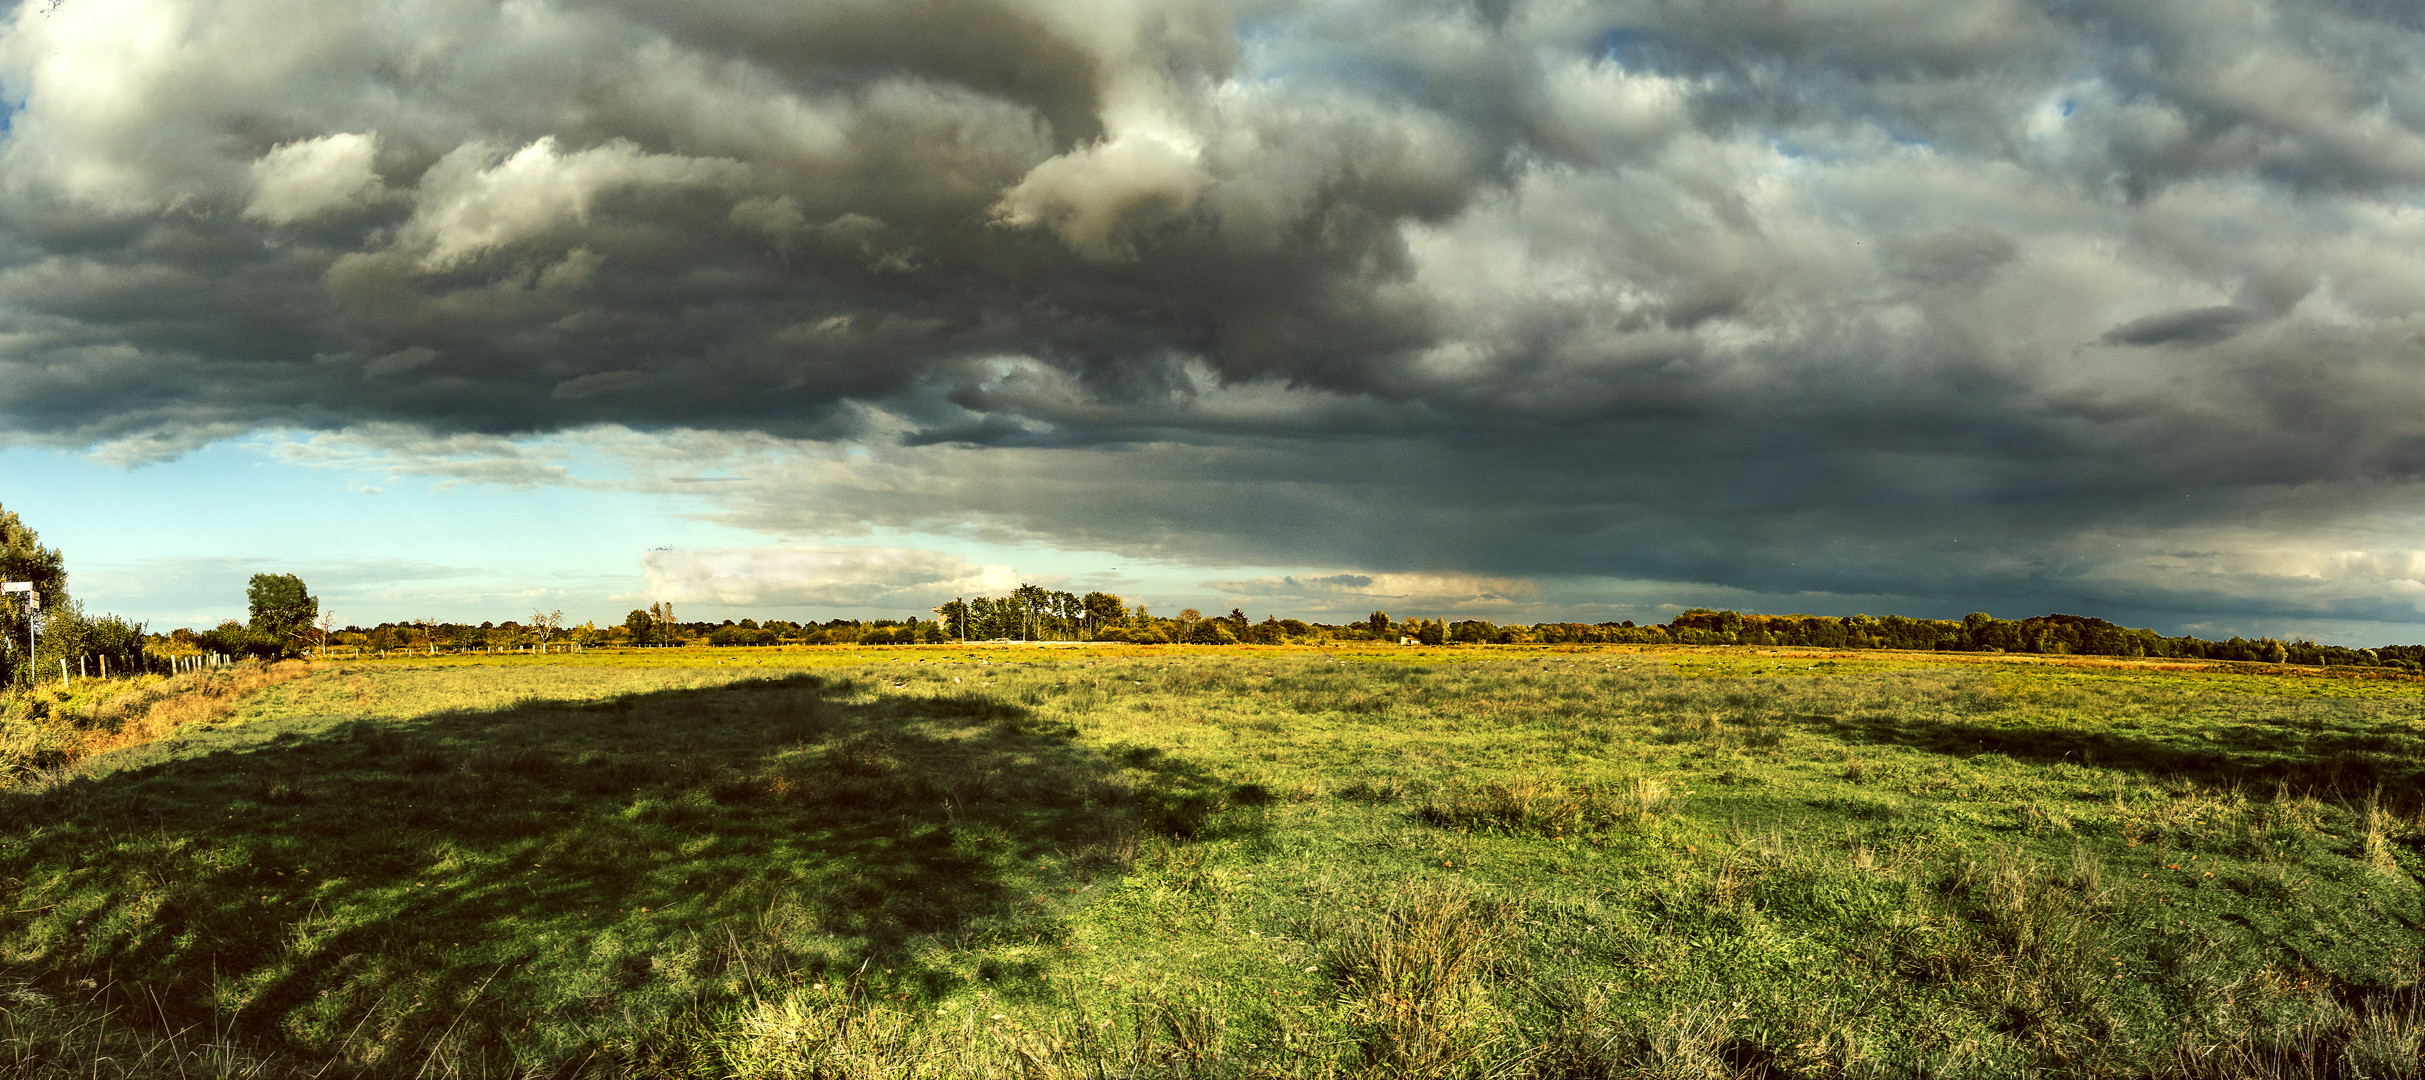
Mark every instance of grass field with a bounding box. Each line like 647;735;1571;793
0;645;2419;1078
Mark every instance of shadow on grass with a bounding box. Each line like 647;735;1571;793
0;672;1150;1073
1819;702;2425;795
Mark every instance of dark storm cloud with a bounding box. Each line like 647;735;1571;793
2099;306;2260;347
6;0;2425;632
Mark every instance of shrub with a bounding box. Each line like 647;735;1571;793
194;619;285;660
1182;620;1238;645
31;600;153;675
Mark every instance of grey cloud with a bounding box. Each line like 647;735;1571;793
1203;569;1543;615
8;0;2425;638
2099;306;2261;347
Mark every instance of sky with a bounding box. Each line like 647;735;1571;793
4;0;2425;644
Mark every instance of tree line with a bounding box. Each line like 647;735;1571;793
119;585;2425;674
6;491;2418;677
1585;609;2424;671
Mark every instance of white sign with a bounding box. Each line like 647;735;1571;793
0;582;29;593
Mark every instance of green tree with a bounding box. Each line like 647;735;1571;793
932;599;971;642
1050;590;1083;639
1081;592;1125;639
1011;584;1051;640
1;503;67;685
246;573;318;649
1183;618;1239;645
1368;611;1390;639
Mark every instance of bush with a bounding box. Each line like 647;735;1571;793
198;620;285;660
31;600;153;676
1182;620;1239;645
82;612;148;673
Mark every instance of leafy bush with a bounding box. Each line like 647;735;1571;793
26;599;151;678
198;619;286;660
1182;620;1239;645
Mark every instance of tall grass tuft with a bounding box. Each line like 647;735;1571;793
1415;776;1671;837
2168;989;2425;1079
1530;983;1767;1080
1883;847;2121;1069
710;990;924;1078
1323;880;1515;1079
2360;787;2404;874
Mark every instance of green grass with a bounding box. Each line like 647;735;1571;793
0;647;2419;1078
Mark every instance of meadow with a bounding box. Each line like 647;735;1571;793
0;645;2417;1078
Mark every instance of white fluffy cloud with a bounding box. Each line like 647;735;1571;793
994;130;1208;260
639;546;1022;609
244;132;383;224
395;138;750;270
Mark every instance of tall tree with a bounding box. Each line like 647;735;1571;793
1051;590;1083;639
531;608;564;649
0;502;67;685
1011;584;1050;640
247;573;318;645
1081;592;1125;640
933;599;971;642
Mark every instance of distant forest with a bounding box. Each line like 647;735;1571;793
15;491;2407;678
155;578;2425;675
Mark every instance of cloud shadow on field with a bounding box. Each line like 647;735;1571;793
0;672;1145;1071
1813;692;2425;794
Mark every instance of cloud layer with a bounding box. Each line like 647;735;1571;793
6;0;2425;632
640;546;1021;610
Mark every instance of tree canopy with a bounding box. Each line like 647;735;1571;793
246;573;317;641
